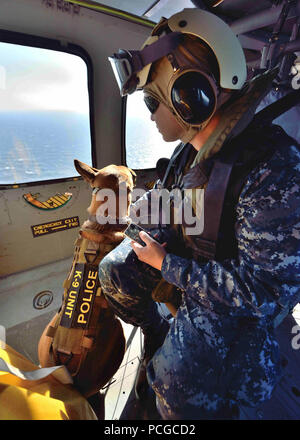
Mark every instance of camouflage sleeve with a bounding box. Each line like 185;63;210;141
161;144;300;321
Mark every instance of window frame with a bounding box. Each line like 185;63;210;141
121;95;128;168
0;28;95;189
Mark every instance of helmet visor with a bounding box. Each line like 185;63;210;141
108;52;138;96
108;33;183;96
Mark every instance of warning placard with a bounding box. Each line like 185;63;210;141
31;216;80;237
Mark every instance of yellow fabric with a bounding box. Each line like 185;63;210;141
0;343;97;420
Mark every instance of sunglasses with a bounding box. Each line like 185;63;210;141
144;95;160;114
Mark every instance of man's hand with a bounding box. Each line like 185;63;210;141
130;230;167;271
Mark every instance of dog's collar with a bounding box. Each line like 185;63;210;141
81;216;128;237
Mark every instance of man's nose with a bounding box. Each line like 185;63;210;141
150;112;155;122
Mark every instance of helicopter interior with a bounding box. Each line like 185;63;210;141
0;0;299;420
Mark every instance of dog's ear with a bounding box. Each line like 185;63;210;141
128;168;137;185
74;159;97;184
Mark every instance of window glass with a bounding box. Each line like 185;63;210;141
125;91;178;169
0;42;92;184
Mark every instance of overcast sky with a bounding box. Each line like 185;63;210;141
0;42;89;113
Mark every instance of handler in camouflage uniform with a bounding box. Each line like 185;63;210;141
100;9;300;419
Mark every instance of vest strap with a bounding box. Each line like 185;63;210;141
186;137;243;259
46;325;57;339
200;160;236;255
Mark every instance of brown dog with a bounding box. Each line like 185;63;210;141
38;160;136;403
74;159;136;244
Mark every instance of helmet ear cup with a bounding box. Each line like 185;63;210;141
170;71;217;125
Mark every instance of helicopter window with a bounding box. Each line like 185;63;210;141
125;90;178;169
0;42;92;185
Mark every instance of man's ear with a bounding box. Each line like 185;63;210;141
74;159;98;185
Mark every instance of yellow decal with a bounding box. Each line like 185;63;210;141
23;192;72;210
31;216;80;237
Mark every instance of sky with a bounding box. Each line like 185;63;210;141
0;42;90;113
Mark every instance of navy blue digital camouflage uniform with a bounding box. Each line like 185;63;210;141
99;131;300;419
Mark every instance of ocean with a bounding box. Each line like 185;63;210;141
0;111;177;185
0;111;91;185
1;101;299;186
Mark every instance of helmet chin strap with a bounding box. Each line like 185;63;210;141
180;118;211;144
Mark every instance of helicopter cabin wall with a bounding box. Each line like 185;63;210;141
0;0;151;276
